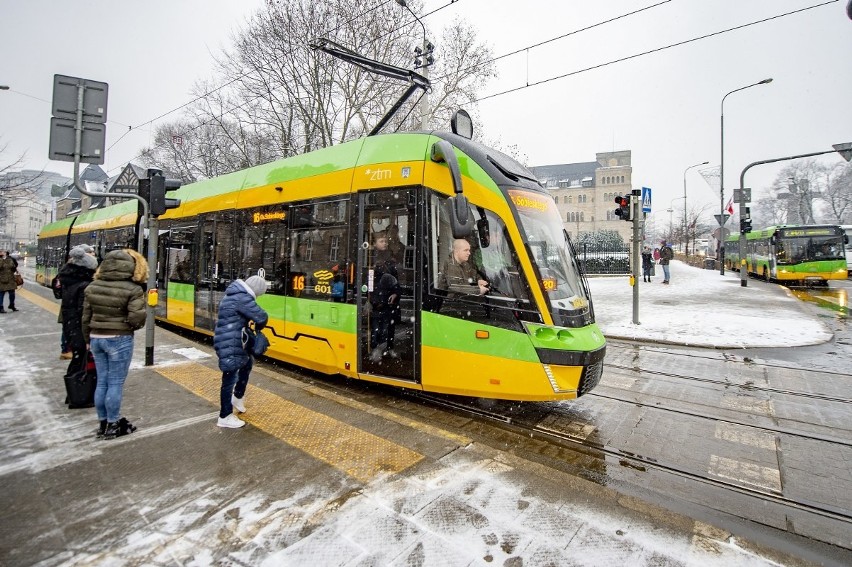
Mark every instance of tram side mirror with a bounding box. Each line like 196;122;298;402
447;196;473;239
477;217;490;247
432;139;473;238
450;109;473;139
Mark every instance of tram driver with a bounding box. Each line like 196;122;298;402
437;238;489;297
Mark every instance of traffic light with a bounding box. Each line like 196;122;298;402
740;207;752;234
148;169;182;217
614;195;632;221
414;41;434;69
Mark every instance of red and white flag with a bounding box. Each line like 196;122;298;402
725;198;734;215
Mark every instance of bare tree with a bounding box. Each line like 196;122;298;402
753;193;788;227
684;203;712;254
820;161;852;224
769;160;828;225
141;0;496;179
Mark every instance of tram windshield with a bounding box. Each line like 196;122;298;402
508;189;591;325
776;227;845;264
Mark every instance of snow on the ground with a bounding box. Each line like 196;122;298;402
587;260;832;348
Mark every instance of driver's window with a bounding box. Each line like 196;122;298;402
426;192;531;329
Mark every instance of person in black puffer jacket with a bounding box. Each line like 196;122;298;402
58;244;98;382
213;276;269;428
83;249;147;440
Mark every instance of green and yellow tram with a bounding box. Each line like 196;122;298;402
38;115;606;401
725;224;848;285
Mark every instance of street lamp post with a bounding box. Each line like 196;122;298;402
719;78;772;275
683;161;708;256
668;197;684;248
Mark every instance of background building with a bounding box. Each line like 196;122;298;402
0;169;69;253
529;150;633;243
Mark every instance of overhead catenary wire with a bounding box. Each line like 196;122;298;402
115;0;837;173
464;0;838;104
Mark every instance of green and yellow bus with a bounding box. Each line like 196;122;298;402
725;224;848;285
38;111;605;402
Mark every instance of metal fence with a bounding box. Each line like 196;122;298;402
576;242;631;275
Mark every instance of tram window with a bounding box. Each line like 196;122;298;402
239;207;288;294
285;198;350;300
167;227;196;284
103;227;135;252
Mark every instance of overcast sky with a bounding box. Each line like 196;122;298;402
2;0;850;223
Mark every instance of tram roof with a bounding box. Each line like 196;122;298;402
53;130;544;235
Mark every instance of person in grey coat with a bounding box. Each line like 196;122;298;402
213;276;269;428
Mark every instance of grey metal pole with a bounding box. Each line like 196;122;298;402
719;108;725;275
683;161;708;257
145;217;158;365
719;79;772;276
632;193;641;325
68;84;156;363
738;197;748;287
419;38;430;130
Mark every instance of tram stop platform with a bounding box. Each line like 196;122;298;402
588;260;837;348
0;265;837;566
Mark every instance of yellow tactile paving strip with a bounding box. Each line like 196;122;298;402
17;288;59;315
156;362;425;482
252;366;472;446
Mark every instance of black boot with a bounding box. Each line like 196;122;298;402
9;306;17;312
117;417;137;436
95;420;107;438
103;422;119;440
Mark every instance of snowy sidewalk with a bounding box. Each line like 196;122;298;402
588;261;832;348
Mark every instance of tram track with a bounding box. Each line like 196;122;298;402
413;391;852;531
586;389;852;448
606;340;852;378
603;361;852;405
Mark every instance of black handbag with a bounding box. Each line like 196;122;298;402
65;352;97;409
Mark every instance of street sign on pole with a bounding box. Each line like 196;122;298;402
641;187;652;213
714;213;730;226
49;74;108;164
48;117;105;164
733;188;751;203
52;74;108;123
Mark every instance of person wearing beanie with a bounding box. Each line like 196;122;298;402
83;249;148;439
212;276;269;428
244;275;269;297
58;244;99;389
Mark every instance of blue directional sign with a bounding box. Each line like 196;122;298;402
641;187;652;213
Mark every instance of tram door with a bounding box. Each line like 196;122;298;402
162;225;197;328
195;213;235;331
358;189;418;382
